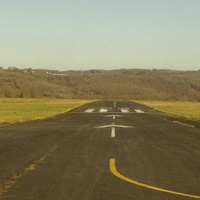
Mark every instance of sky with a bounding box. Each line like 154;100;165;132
0;0;200;71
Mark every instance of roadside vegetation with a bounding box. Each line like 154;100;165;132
0;68;200;101
136;101;200;121
0;98;92;124
0;67;200;123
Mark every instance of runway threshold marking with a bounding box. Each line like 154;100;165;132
121;109;130;113
110;159;200;199
84;109;95;113
100;108;108;113
134;109;145;113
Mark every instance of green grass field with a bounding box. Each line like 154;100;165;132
136;101;200;121
0;98;93;124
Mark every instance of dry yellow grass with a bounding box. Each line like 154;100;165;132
135;101;200;121
0;98;93;124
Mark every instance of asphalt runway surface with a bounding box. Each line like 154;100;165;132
0;101;200;200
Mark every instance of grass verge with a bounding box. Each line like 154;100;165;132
135;101;200;121
0;98;93;124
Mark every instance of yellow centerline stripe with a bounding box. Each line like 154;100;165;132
110;158;200;199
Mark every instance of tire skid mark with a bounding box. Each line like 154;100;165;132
0;145;58;199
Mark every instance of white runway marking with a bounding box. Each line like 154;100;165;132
134;109;145;113
114;101;116;108
121;108;130;113
84;109;95;113
96;123;133;129
104;115;124;119
100;108;108;113
111;127;115;138
95;123;133;138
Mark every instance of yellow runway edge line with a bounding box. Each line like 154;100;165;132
109;158;200;199
0;145;58;199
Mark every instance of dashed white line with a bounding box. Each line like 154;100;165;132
111;127;115;138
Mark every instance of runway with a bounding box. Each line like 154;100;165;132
0;101;200;200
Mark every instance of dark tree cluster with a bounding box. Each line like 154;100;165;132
0;68;200;101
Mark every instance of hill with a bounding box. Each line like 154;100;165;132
0;67;200;101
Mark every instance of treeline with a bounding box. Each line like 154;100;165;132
0;67;200;101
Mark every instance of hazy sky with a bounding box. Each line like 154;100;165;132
1;0;200;70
